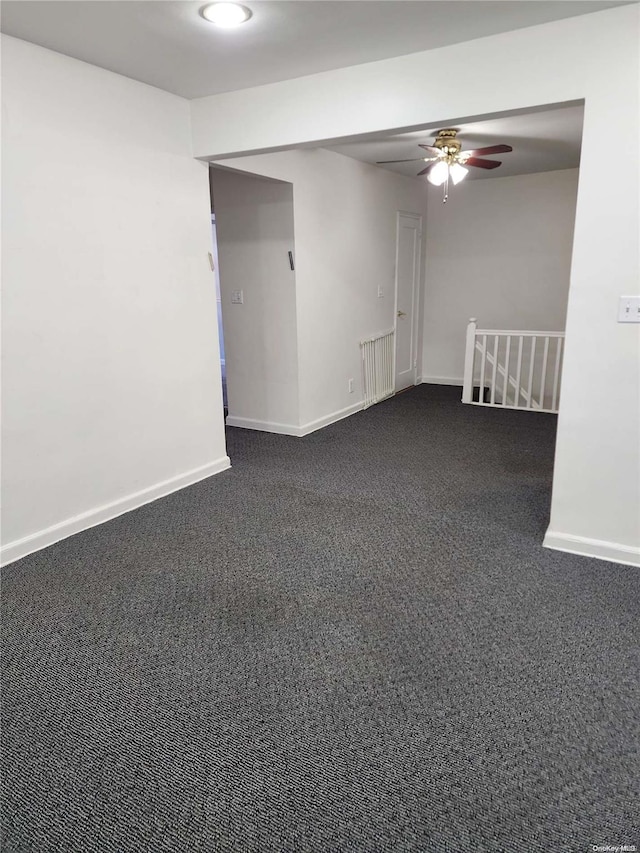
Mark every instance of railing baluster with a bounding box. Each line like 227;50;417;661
526;336;537;408
479;334;487;404
490;335;499;405
539;336;550;409
552;336;563;412
514;336;523;407
502;336;512;407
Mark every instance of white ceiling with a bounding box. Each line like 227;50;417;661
327;105;585;180
0;1;631;100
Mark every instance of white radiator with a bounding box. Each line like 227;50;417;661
361;329;395;408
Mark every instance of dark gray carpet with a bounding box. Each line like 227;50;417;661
2;385;639;852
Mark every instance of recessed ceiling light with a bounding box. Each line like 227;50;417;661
201;3;252;28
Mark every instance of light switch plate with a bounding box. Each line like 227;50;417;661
231;290;244;305
618;295;640;323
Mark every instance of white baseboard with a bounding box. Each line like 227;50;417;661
225;415;301;436
299;401;364;436
0;456;231;567
421;375;464;387
226;401;365;437
543;530;640;568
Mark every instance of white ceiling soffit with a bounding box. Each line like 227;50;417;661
327;105;585;180
0;1;632;100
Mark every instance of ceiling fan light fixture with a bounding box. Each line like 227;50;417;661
201;2;252;27
377;128;512;203
427;161;449;187
449;163;469;185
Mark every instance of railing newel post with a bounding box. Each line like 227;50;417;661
462;318;477;404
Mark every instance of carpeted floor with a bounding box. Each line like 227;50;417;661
2;385;639;852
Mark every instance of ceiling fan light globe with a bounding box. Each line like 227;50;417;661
201;3;252;27
427;161;449;186
450;163;469;185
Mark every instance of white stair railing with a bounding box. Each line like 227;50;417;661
474;337;541;409
462;318;565;413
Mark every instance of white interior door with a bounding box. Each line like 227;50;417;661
394;212;422;392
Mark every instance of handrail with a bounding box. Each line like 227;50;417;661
475;328;565;338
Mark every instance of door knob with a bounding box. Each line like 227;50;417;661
397;310;406;317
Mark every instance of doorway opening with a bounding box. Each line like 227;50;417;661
209;166;298;434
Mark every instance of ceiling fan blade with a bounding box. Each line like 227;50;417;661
418;145;441;155
460;144;513;157
464;157;502;169
376;157;429;164
417;163;436;176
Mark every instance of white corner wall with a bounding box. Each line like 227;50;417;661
210;149;428;430
1;36;228;565
210;168;300;432
191;4;640;565
422;169;579;385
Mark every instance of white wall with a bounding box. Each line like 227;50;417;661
210;169;299;430
191;5;640;564
422;169;579;384
1;36;228;564
211;149;428;430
